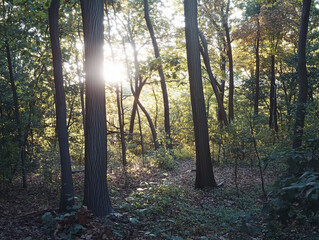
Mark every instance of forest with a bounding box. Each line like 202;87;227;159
0;0;318;239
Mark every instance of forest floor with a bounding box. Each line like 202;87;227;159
0;159;318;240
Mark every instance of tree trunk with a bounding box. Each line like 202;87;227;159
48;0;75;212
128;38;159;150
116;85;126;167
81;0;113;216
269;54;278;132
223;0;234;122
293;0;312;149
105;4;126;167
137;100;159;150
76;53;86;134
144;0;172;149
254;16;260;115
5;40;27;189
184;0;217;189
199;32;228;126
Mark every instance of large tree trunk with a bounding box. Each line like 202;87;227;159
81;0;113;216
5;41;27;189
293;0;312;149
48;0;75;212
144;0;172;149
184;0;217;189
254;16;260;115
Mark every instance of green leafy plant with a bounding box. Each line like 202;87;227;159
264;138;319;223
41;205;87;238
148;147;176;170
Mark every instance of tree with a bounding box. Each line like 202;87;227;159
293;0;312;149
81;0;113;216
5;40;27;189
254;14;261;115
184;0;218;189
48;0;75;212
222;0;234;122
144;0;172;149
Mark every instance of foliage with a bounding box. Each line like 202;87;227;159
41;205;87;239
264;138;319;224
172;144;195;161
147;147;176;170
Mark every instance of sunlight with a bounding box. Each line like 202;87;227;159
103;61;127;85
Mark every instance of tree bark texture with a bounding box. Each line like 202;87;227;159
48;0;75;212
81;0;113;216
293;0;312;149
184;0;217;189
144;0;172;149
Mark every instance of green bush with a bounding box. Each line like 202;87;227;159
42;205;86;238
148;147;176;170
172;144;194;161
264;138;319;223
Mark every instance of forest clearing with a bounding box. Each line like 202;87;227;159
1;0;319;239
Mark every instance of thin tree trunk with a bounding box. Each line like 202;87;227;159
254;16;260;115
269;54;278;132
184;0;217;189
137;99;159;150
293;0;312;149
76;53;86;133
199;32;228;126
48;0;74;212
144;0;172;149
81;0;113;216
137;107;145;164
223;0;234;121
5;41;27;189
152;88;159;129
116;85;126;166
105;4;126;166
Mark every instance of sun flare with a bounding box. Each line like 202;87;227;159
103;62;127;85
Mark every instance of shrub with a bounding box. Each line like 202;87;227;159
173;144;194;161
148;147;175;170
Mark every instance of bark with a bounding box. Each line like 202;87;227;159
128;39;142;140
48;0;75;212
293;0;312;149
269;54;278;132
254;16;260;115
223;0;234;121
144;0;172;149
137;107;145;161
116;85;126;166
81;0;113;216
76;53;86;134
199;32;228;126
5;40;27;189
128;38;159;150
184;0;217;189
219;51;226;123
